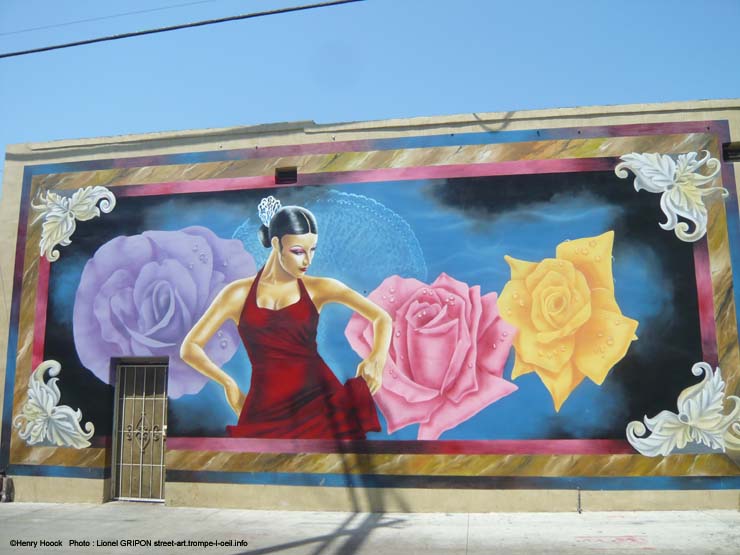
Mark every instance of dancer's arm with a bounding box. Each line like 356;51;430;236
309;278;391;394
180;278;251;415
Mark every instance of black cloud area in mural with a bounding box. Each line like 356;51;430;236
424;172;704;438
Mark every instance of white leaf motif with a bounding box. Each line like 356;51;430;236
615;151;727;242
31;186;116;262
626;362;740;456
13;360;95;448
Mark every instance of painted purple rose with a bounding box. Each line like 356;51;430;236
73;226;255;398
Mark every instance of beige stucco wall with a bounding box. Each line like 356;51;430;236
10;476;110;504
8;476;739;512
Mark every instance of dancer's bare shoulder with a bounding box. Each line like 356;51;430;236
212;276;255;319
302;275;353;311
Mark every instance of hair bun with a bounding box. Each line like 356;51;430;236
257;224;271;248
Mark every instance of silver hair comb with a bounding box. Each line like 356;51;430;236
257;196;282;227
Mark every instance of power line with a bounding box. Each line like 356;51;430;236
0;0;365;60
0;0;223;37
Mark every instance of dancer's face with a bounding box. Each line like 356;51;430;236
272;233;317;278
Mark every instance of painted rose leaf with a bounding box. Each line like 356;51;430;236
13;360;95;448
626;362;740;457
498;230;639;411
73;226;256;398
345;273;517;440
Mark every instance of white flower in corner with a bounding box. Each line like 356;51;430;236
626;362;740;457
13;360;95;448
32;186;116;262
615;150;727;242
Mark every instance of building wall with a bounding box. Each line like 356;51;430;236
1;101;740;511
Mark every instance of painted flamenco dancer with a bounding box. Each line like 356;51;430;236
181;196;391;438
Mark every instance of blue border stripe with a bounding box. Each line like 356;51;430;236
8;464;108;479
0;168;33;469
165;470;740;491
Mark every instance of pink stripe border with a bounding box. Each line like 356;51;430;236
32;258;50;369
166;437;634;455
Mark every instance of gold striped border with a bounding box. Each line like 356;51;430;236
164;450;740;478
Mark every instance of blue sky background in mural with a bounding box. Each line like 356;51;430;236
2;0;740;195
48;171;699;440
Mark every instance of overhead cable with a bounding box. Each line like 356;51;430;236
0;0;365;60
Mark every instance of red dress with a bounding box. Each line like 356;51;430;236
226;268;380;439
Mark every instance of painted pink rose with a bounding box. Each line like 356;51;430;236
345;273;518;440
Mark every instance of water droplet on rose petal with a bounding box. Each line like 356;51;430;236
506;309;512;315
615;320;621;326
390;296;395;303
217;330;224;337
513;292;519;299
607;337;614;345
192;244;199;252
220;339;228;348
382;295;387;300
223;261;228;267
595;256;601;262
493;343;497;349
597;332;603;337
390;287;395;293
467;362;473;368
589;240;597;247
519;300;525;307
502;332;508;337
188;263;194;269
395;331;401;337
560;346;566;352
422;288;428;294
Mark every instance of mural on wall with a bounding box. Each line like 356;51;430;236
26;154;717;446
6;115;740;505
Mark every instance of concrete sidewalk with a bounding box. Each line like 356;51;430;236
0;502;738;554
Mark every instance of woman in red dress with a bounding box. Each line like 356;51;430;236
180;197;391;439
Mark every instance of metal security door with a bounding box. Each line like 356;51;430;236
111;363;168;502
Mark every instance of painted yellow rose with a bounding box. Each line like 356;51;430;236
498;231;638;411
